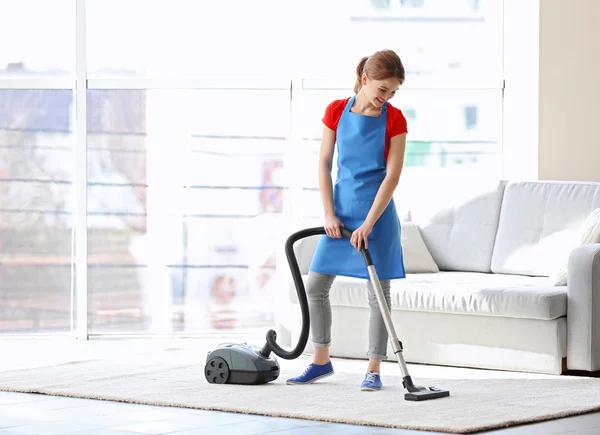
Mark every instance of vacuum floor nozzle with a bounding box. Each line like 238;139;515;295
404;386;451;401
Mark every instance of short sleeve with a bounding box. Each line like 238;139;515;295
322;100;337;131
389;107;408;137
321;98;348;132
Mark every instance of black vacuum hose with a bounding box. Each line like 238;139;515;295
261;226;373;360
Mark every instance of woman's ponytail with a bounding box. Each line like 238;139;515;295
353;56;369;94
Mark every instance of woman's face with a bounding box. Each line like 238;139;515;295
363;75;402;108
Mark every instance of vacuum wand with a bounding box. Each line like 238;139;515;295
334;227;449;401
264;226;449;401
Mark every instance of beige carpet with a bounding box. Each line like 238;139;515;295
1;343;600;434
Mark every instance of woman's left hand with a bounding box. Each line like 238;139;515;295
350;223;373;251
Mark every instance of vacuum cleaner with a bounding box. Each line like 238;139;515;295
204;226;450;401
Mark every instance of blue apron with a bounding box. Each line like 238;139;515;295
309;95;406;280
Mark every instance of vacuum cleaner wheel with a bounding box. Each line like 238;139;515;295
205;356;230;384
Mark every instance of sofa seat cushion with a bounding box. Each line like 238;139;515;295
289;272;566;320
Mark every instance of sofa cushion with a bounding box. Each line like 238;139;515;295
394;178;507;273
491;181;600;276
289;272;566;320
400;222;439;273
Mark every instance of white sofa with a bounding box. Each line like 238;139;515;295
274;179;600;375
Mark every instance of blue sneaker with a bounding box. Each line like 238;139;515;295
360;372;382;391
286;361;334;385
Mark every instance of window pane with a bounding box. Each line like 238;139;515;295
0;89;74;334
0;0;75;76
296;0;503;82
87;89;289;333
299;88;503;177
86;0;294;79
86;89;147;332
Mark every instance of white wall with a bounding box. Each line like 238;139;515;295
538;0;600;182
504;0;600;182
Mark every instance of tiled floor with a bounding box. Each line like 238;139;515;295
0;391;599;435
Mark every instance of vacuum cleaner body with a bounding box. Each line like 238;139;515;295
205;343;280;385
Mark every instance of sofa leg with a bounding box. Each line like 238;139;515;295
561;357;600;377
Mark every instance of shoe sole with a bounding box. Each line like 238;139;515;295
360;385;382;391
286;371;334;385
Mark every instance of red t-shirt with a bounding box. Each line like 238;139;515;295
322;97;408;161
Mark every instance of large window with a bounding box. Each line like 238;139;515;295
0;0;504;336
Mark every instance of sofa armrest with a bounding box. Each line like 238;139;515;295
567;243;600;371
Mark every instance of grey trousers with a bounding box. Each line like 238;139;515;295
306;271;392;360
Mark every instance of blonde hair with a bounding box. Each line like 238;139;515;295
354;49;405;94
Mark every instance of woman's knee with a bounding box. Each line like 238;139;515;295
367;280;392;307
306;272;335;301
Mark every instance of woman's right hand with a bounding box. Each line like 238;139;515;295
324;214;344;238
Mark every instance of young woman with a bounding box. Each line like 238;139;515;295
287;49;408;391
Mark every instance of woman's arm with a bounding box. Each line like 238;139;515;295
318;124;345;238
350;133;407;249
318;124;336;217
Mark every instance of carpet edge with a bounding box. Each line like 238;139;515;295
1;386;600;434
